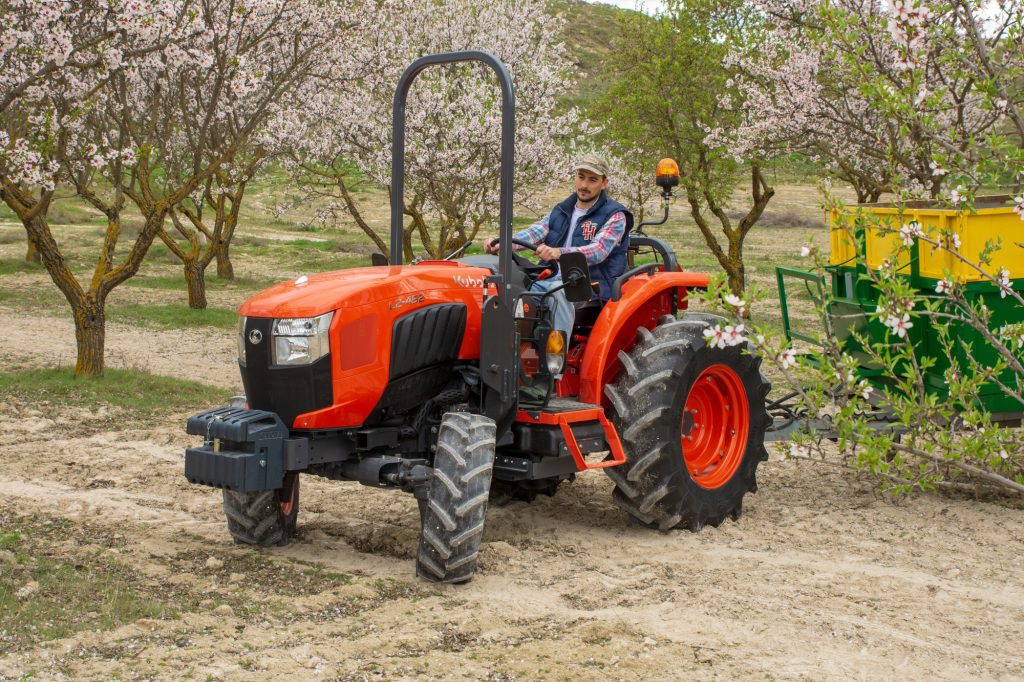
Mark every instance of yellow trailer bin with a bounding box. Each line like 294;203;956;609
829;196;1022;281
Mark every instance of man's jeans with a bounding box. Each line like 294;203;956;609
528;277;575;341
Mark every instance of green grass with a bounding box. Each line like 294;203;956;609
232;240;371;270
109;303;238;330
0;258;45;275
0;368;233;415
123;274;276;292
0;515;175;651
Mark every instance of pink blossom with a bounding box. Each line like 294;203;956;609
884;313;914;338
703;325;727;349
935;278;952;295
723;324;746;346
778;348;797;370
997;268;1013;299
859;381;874;400
899;221;922;246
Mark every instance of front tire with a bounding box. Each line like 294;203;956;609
222;472;300;547
604;313;770;531
416;412;496;584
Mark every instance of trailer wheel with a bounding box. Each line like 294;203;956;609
604;313;770;531
416;412;496;584
222;472;300;547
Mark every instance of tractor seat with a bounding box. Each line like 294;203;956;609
572;300;604;333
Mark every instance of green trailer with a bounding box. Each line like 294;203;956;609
777;196;1024;421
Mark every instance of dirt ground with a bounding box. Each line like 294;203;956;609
1;184;1024;681
2;316;1024;681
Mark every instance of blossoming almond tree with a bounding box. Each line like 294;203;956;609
2;0;363;373
736;0;1020;202
704;1;1023;494
595;0;777;297
0;0;201;262
282;0;585;261
152;0;367;308
0;0;208;375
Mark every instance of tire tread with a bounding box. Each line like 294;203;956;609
416;412;496;584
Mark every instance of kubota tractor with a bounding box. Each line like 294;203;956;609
184;52;771;583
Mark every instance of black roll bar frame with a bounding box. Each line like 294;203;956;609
390;50;515;307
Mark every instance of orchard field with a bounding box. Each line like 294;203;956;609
1;184;1022;681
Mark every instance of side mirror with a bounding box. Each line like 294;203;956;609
370;252;389;266
560;251;593;303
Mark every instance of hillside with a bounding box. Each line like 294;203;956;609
552;0;640;107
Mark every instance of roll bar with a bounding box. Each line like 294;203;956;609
390;51;515;304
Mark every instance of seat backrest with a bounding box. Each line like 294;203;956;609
628;235;679;272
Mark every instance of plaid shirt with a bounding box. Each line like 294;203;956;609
512;210;628;266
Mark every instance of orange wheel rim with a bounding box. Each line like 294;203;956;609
681;364;750;489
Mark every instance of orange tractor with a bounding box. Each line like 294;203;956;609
184;52;771;583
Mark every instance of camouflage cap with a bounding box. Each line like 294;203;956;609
575;153;610;178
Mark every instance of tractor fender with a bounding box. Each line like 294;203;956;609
578;272;711;406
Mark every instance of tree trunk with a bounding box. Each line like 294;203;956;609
73;295;105;377
25;238;40;263
726;263;745;298
403;226;415;263
185;259;208;309
215;239;234;280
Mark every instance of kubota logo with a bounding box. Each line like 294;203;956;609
248;329;263;344
452;274;486;288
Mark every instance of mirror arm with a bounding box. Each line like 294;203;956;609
443;240;473;260
635;188;672;236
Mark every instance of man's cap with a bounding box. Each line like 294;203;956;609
575;153;609;178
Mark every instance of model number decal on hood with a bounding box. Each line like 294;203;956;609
389;293;425;310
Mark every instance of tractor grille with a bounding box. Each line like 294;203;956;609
239;317;333;428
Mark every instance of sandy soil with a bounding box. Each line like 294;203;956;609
1;180;1022;680
1;305;1023;682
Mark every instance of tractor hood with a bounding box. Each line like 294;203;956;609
238;262;493;319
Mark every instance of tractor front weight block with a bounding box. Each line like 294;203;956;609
184;407;289;493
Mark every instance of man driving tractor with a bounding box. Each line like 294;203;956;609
485;153;635;340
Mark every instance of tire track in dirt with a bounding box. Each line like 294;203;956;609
1;310;1023;679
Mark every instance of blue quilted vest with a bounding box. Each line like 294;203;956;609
544;191;634;301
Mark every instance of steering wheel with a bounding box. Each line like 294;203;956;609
488;237;541;270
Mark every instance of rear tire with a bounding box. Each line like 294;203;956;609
416;412;496;584
604;313;770;531
222;472;300;547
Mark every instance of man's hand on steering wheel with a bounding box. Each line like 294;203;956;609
535;244;562;262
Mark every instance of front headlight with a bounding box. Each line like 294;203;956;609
237;316;247;366
545;330;566;376
271;311;334;366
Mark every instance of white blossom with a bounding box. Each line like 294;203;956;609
778;348;797;369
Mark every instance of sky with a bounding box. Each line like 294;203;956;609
595;0;666;14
